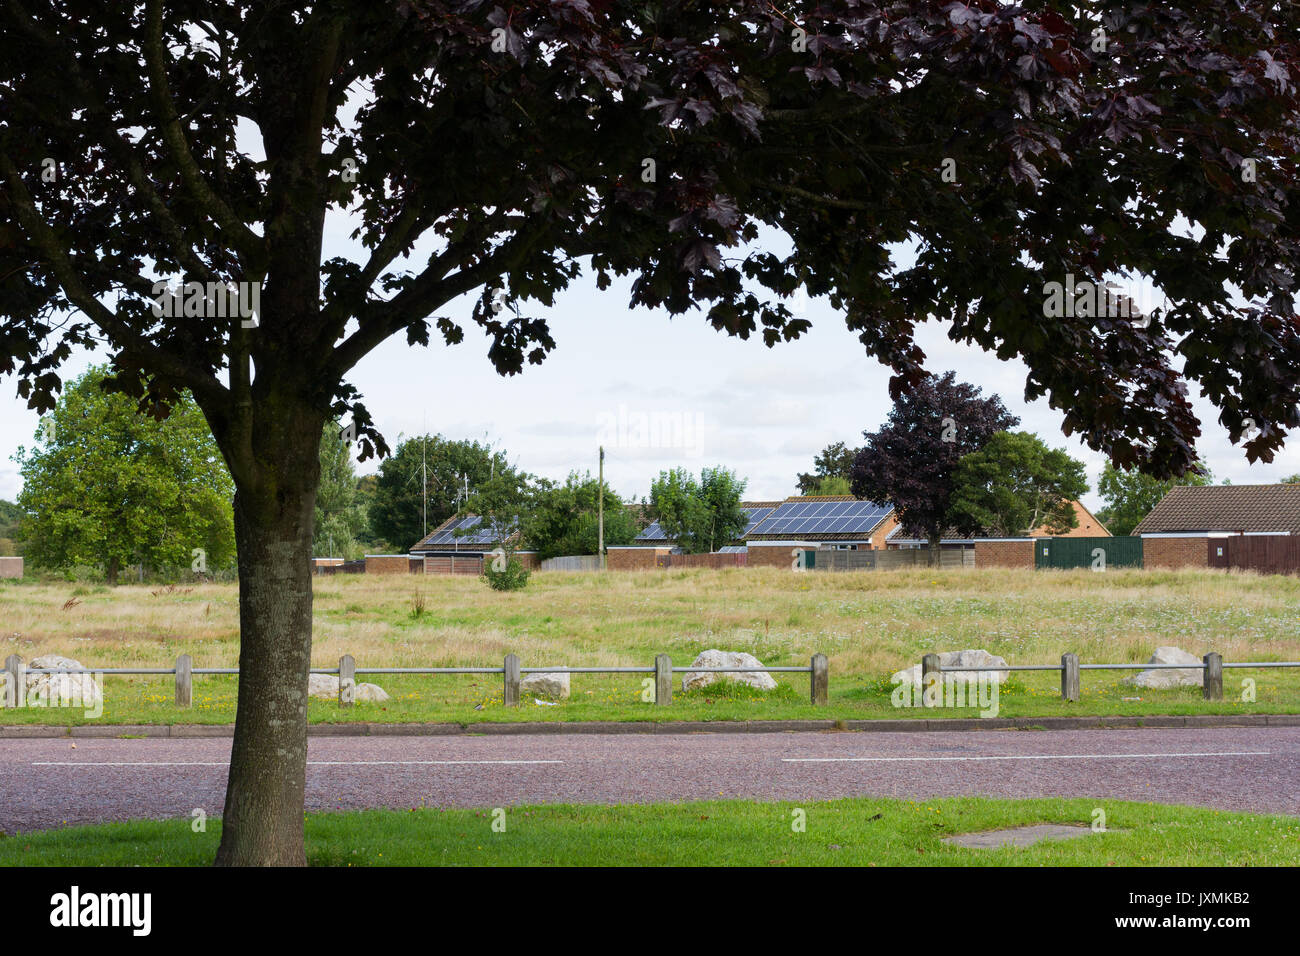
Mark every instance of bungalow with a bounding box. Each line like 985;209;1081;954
885;500;1109;549
407;515;539;575
607;501;783;570
743;496;898;568
1133;483;1300;569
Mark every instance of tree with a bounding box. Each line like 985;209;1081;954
460;468;533;569
1096;461;1214;535
805;475;853;497
1283;475;1300;484
0;499;22;556
13;367;234;583
370;436;510;551
851;372;1018;561
314;422;369;560
524;472;639;561
796;442;858;495
2;3;1296;865
948;431;1089;538
650;467;748;554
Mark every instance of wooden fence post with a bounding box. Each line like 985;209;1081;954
1060;653;1080;702
1203;652;1223;701
811;653;828;706
921;653;940;708
175;654;192;708
339;655;355;707
504;653;520;707
654;654;672;706
3;654;21;708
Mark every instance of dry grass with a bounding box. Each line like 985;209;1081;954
3;566;1299;672
2;566;1298;723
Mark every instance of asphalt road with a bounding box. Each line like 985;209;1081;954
1;726;1296;833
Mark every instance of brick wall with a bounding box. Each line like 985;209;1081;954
606;548;668;570
0;557;22;579
747;544;806;569
870;514;899;550
1143;536;1209;570
973;540;1034;569
365;555;411;575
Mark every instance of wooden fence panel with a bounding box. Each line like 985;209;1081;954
1221;535;1300;575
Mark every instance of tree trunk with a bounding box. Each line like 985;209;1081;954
214;420;320;867
927;531;941;568
105;556;119;587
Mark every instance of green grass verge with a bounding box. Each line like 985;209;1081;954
0;668;1293;726
3;797;1296;866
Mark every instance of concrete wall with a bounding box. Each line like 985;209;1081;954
973;539;1034;569
1143;536;1209;570
0;557;22;579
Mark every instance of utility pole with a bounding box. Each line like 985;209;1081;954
598;445;605;570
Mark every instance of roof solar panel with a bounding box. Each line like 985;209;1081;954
746;498;892;537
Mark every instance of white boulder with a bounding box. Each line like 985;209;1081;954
891;649;1010;690
307;673;391;702
1122;646;1204;689
682;649;777;692
6;655;103;709
521;671;570;699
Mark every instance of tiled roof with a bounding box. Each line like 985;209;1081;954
1133;484;1300;534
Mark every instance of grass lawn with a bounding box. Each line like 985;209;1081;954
1;566;1298;725
2;796;1296;866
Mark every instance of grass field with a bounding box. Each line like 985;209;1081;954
2;796;1296;866
1;566;1298;724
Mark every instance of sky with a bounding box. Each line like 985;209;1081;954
3;249;1297;515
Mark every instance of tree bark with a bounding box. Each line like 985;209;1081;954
105;556;119;587
927;531;941;568
214;413;321;867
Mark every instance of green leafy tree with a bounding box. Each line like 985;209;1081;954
314;422;369;560
650;467;747;554
524;472;639;560
370;436;510;550
796;442;858;495
805;475;852;496
1282;475;1300;484
949;432;1089;537
1096;461;1214;535
14;367;234;583
0;498;22;556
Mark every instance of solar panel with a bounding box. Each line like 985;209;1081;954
421;514;511;546
750;499;891;536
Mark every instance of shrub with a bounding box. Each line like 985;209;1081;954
483;557;531;592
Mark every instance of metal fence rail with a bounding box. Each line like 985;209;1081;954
923;651;1299;703
2;652;830;709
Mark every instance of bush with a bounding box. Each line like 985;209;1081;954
482;557;531;592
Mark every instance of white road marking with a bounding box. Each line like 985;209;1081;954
32;759;563;767
783;751;1271;763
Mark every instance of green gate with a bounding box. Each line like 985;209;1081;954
1035;536;1143;570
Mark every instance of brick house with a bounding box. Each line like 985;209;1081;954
1133;484;1300;569
408;515;539;575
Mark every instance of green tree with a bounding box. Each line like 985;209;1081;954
0;498;22;556
805;475;852;496
650;467;747;554
1096;461;1214;535
949;432;1089;537
524;472;639;561
14;367;234;583
370;436;510;550
796;442;858;495
461;468;534;588
314;422;368;560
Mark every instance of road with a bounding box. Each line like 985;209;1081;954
1;726;1296;833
